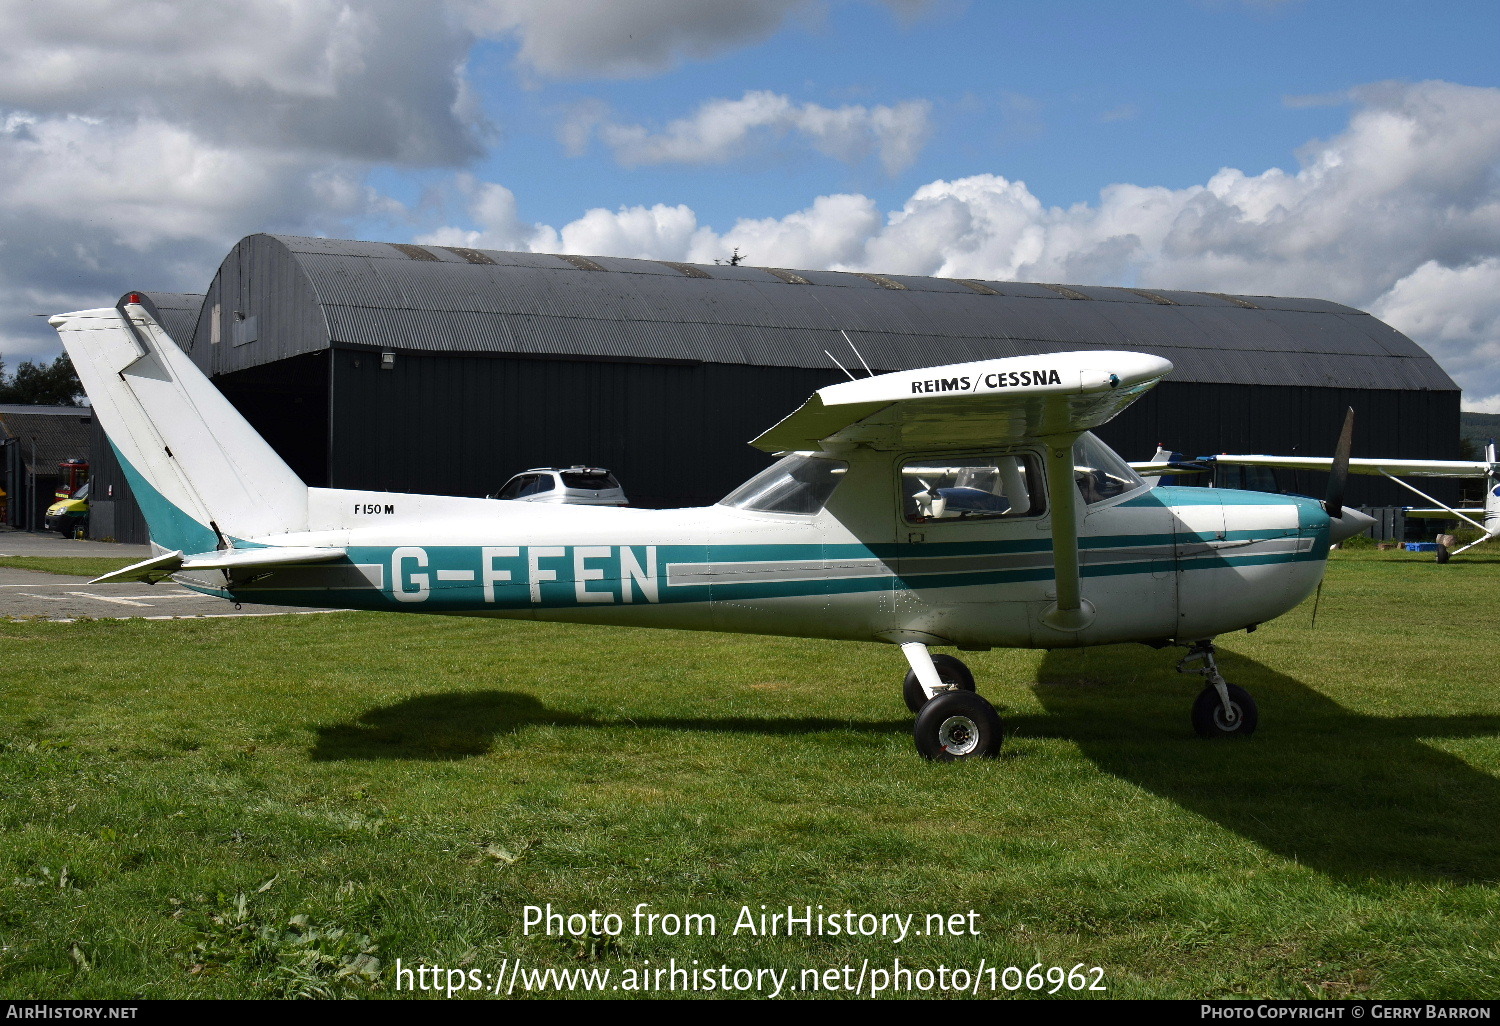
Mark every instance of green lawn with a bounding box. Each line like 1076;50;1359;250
0;556;139;579
1;549;1496;999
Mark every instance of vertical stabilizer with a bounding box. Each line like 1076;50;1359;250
50;302;308;553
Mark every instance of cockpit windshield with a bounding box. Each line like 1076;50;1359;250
720;454;847;515
1073;431;1144;505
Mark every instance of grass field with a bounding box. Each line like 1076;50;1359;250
1;549;1497;1000
0;556;139;578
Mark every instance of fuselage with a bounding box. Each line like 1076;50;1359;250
172;443;1336;651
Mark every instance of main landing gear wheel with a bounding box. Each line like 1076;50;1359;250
1190;683;1258;738
902;653;976;712
913;690;1003;761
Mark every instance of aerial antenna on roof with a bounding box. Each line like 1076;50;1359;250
822;348;857;382
841;330;875;378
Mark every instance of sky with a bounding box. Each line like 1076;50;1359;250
2;0;1499;410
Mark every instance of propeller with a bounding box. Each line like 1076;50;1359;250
1313;407;1365;629
1324;407;1355;520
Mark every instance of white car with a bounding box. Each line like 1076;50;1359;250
488;466;629;506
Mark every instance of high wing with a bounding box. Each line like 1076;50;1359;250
1200;455;1496;478
754;350;1173;633
752;351;1173;453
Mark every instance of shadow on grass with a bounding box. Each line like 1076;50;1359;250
1022;645;1500;884
311;690;908;762
313;651;1500;883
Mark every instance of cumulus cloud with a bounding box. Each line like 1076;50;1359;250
416;174;547;252
0;1;940;363
571;90;932;173
456;0;934;79
449;80;1500;403
0;0;490;362
0;111;401;359
0;0;486;164
1372;259;1500;413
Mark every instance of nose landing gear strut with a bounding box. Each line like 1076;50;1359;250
1178;640;1258;738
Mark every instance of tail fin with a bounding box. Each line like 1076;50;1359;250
50;302;307;553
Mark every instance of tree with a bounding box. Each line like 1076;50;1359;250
0;353;85;406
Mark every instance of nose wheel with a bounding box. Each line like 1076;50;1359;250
899;643;1002;760
1178;641;1258;738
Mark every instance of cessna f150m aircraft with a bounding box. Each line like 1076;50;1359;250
52;301;1376;761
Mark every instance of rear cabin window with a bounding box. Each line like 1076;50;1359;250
720;454;847;515
902;453;1044;523
560;471;619;490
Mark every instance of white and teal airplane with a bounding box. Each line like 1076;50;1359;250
52;300;1377;761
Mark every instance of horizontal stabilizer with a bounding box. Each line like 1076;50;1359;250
91;551;187;585
90;546;348;585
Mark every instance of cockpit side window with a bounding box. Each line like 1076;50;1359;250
720;454;848;515
902;453;1045;523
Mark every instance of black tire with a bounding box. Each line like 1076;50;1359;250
913;690;1003;761
1190;683;1258;738
1436;544;1451;564
902;653;976;712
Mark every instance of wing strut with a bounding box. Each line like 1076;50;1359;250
1377;471;1488;534
1040;437;1094;632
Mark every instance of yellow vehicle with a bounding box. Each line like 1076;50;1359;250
43;458;89;537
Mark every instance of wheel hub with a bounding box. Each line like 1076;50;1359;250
938;714;980;756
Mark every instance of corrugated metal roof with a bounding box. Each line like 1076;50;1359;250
206;234;1456;392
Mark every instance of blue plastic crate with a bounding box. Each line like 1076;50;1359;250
1405;542;1440;552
